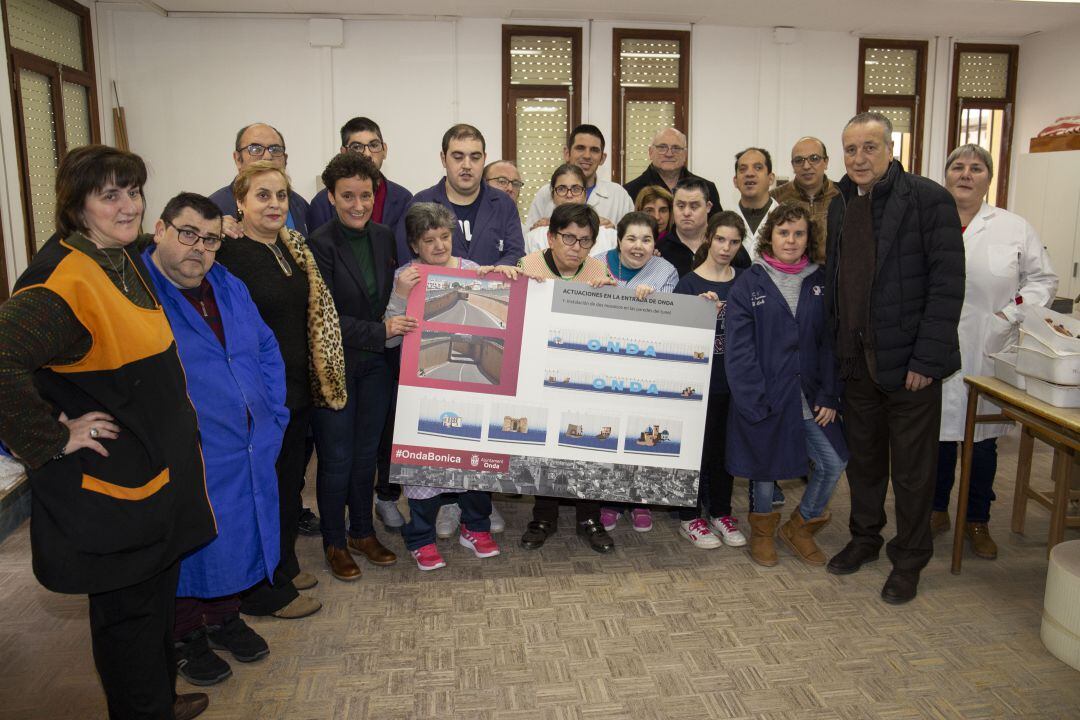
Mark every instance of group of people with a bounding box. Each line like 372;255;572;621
0;108;1057;720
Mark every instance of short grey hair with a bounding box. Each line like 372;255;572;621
945;143;994;180
405;202;456;249
845;112;893;140
651;127;687;146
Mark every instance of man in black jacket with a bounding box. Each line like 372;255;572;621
823;112;964;604
623;127;722;215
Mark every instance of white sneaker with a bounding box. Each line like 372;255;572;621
375;498;405;528
709;515;747;547
489;505;505;533
435;503;461;538
679;518;721;548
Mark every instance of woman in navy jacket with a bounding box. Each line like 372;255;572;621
307;153;418;582
725;203;848;568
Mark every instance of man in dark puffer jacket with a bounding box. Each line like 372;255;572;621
823;112;964;605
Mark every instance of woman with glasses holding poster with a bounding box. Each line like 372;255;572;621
518;203;618;553
725;203;847;568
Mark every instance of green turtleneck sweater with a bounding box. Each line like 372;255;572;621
339;221;385;359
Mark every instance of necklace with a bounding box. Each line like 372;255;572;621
252;235;293;277
99;247;129;293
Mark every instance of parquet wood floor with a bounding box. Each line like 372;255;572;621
1;429;1078;719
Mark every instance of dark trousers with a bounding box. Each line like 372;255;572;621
680;393;734;521
934;438;998;522
88;561;180;720
174;595;242;639
403;492;492;551
532;496;601;525
240;404;310;615
376;348;401;503
313;354;392;547
842;368;942;572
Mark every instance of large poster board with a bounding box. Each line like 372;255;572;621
390;266;716;506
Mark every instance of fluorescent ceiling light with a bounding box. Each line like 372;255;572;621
621;52;681;58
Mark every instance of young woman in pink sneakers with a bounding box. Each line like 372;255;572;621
388;202;515;569
673;211;749;548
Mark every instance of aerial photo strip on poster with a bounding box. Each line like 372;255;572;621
390;265;717;506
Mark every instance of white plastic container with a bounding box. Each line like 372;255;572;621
1016;343;1080;385
991;351;1026;390
1024;376;1080;408
1022;306;1080;355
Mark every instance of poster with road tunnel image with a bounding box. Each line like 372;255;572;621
399;265;527;396
391;278;717;505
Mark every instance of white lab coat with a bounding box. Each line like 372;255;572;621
524;225;618;258
525;179;635;230
940;202;1059;441
733;198;780;262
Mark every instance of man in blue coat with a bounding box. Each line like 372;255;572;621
208;122;310;235
398;123;524;267
143;193;292;687
307;116;412;235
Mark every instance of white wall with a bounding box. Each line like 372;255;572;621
90;7;861;224
1009;20;1080;209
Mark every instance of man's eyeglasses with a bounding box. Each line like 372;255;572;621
791;154;825;167
653;144;686;155
488;176;524;190
169;222;223;251
554;231;595;249
553;184;585;198
347;140;385;154
238;143;285;158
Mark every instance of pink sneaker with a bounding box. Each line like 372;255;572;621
629;508;653;532
411;544;446;571
600;507;620;531
459;525;501;558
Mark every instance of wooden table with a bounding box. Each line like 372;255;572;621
952;376;1080;573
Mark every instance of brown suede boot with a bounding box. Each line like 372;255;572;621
779;510;830;565
748;512;781;567
964;522;998;559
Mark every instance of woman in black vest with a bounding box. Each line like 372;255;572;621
216;161;347;618
0;145;216;719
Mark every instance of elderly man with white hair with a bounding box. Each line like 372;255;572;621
623;127;723;215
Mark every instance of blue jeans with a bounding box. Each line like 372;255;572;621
751;419;846;520
933;439;997;523
312;355;392;548
403;492;492;551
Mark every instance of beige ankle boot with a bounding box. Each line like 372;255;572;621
748;512;781;566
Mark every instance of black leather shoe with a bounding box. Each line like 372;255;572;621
297;507;321;537
576;519;615;553
521;520;555;549
881;569;920;605
826;541;880;575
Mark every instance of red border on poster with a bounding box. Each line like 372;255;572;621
398;265;527;396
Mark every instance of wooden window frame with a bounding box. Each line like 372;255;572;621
611;28;690;184
0;205;7;300
2;0;100;259
501;25;582;163
947;43;1019;209
856;38;928;175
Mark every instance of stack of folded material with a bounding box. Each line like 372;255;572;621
1014;306;1080;407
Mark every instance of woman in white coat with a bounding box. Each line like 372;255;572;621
932;144;1058;559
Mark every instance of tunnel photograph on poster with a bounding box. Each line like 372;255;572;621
391;265;717;506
